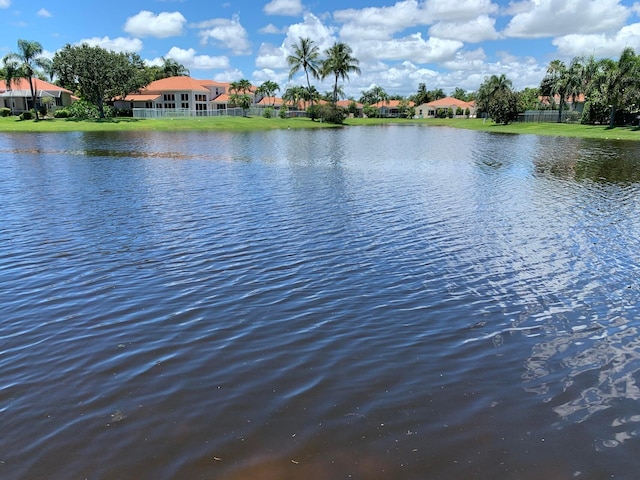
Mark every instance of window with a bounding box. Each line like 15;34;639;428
181;93;188;101
163;93;175;101
181;103;189;109
166;103;176;109
145;102;152;108
195;94;207;102
196;104;207;111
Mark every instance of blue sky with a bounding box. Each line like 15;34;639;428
2;0;640;98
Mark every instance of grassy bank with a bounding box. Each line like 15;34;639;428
2;115;640;141
0;115;339;132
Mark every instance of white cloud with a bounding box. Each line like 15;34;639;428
552;23;640;58
124;10;186;38
255;42;288;69
429;15;500;42
251;68;288;87
160;46;230;70
504;0;630;38
260;23;284;34
264;0;304;16
424;0;499;22
0;0;10;8
212;68;245;82
197;15;251;55
77;36;144;53
352;33;464;64
284;12;335;52
334;0;430;38
37;8;51;17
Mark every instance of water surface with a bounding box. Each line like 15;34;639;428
2;126;640;479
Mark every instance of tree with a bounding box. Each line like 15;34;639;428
359;85;389;105
229;79;253;116
2;39;50;120
321;42;361;105
287;37;320;109
256;80;280;106
519;87;541;111
601;47;640;127
53;43;149;118
451;87;468;101
412;83;430;105
282;85;305;108
476;74;515;122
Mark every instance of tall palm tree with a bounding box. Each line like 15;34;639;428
282;86;305;109
287;37;320;105
541;60;571;123
603;47;640;127
2;39;50;120
321;42;361;105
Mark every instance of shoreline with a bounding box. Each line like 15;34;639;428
1;116;640;141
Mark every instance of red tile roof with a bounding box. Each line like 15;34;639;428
0;77;71;93
372;99;414;108
424;97;473;108
141;76;213;93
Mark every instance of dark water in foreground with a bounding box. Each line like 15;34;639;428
2;126;640;479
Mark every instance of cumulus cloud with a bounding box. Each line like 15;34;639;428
197;15;252;55
160;46;230;70
77;36;143;53
429;15;500;42
264;0;304;16
255;43;288;69
37;8;51;17
124;10;186;38
334;0;430;38
284;12;335;52
0;0;10;8
424;0;499;22
504;0;630;38
352;33;464;64
552;23;640;58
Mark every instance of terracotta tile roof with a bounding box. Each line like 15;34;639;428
336;100;363;108
424;97;473;108
257;96;284;106
141;76;213;93
211;93;231;103
121;94;161;101
0;77;72;94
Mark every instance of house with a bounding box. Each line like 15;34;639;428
116;76;260;116
0;78;74;114
370;99;415;117
114;76;220;114
336;99;364;117
539;93;585;112
415;97;476;118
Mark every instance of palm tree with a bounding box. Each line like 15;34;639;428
161;57;189;77
541;60;571;123
2;39;50;120
282;86;305;109
321;42;361;105
602;47;640;127
256;80;279;106
287;37;320;106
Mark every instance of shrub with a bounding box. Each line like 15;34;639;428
263;107;273;119
306;104;319;121
54;109;71;118
0;107;11;117
19;111;33;120
456;107;464;116
38;105;48;117
278;105;288;119
317;104;346;124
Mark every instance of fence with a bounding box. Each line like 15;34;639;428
133;106;310;119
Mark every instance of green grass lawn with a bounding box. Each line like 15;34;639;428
2;115;640;141
0;115;340;132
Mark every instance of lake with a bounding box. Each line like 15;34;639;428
2;125;640;479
